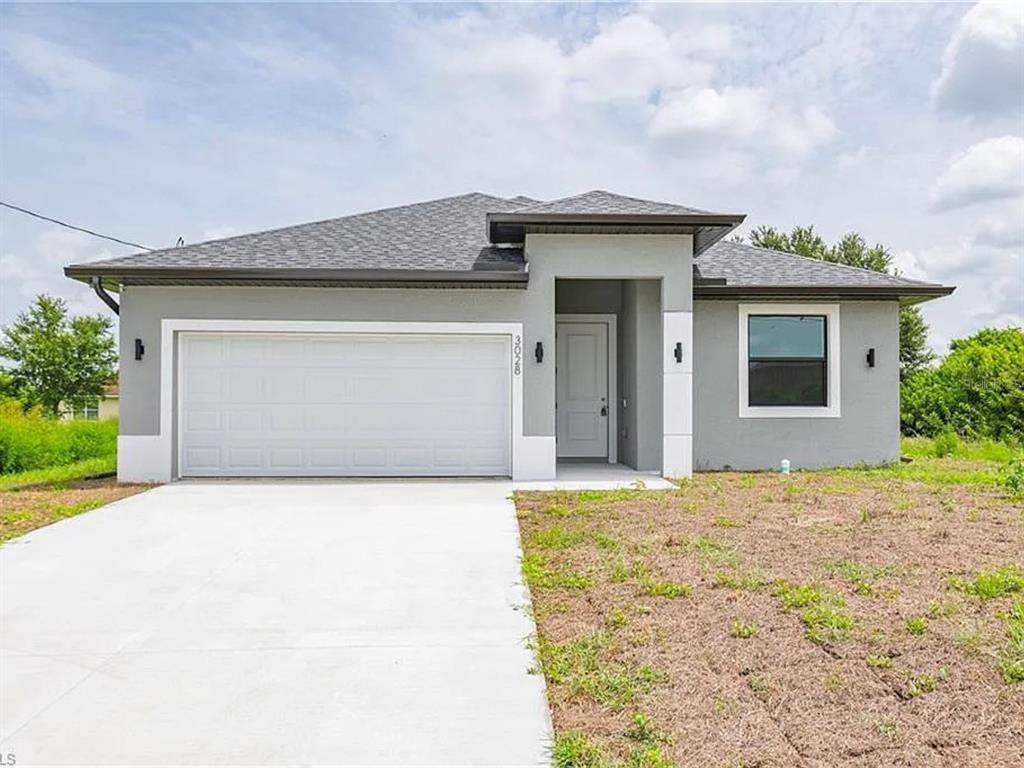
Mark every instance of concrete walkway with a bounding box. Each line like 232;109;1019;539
0;480;551;766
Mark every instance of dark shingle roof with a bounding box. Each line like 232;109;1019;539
509;190;711;216
695;240;951;299
65;192;952;299
73;193;526;274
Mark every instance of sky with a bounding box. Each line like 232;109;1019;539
1;1;1022;353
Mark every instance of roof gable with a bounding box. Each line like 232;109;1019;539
509;190;712;216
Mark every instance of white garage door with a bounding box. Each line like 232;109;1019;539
178;332;511;477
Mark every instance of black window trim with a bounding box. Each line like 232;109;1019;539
747;314;829;408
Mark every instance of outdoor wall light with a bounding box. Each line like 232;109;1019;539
535;341;544;363
866;347;875;368
135;338;145;361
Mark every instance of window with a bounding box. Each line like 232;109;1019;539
738;304;841;418
748;315;827;406
76;401;100;420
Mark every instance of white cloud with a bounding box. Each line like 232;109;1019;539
836;145;869;170
932;135;1024;210
0;227;119;324
231;41;337;82
897;241;1022;352
973;200;1024;248
1;32;121;95
932;1;1024;118
568;14;713;102
648;86;835;154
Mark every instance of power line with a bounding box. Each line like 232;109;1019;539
0;200;154;251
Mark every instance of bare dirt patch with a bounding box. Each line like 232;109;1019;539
517;470;1024;767
0;477;151;543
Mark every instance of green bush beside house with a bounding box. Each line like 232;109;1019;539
0;400;117;474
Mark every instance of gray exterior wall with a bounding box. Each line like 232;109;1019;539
693;300;900;470
619;281;662;470
118;234;692;450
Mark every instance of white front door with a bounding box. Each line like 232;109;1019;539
178;332;511;477
556;322;609;458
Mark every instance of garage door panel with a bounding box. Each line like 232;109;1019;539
186;336;224;365
184;371;222;402
226;337;264;363
183;409;221;432
180;332;510;477
224;373;264;402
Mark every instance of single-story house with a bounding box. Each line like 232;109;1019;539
60;380;119;421
65;191;953;483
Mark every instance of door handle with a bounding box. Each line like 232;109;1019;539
600;405;608;416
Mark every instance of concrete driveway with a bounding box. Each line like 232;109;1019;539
0;480;551;766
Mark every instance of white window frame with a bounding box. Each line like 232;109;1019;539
738;303;841;419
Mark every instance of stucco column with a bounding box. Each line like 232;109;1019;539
662;311;693;478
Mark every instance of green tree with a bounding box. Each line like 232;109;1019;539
901;327;1024;441
745;225;934;375
0;295;117;418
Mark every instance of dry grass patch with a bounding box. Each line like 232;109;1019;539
516;464;1024;767
0;476;151;543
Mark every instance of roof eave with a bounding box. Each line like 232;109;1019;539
64;265;529;291
693;284;955;303
487;212;746;253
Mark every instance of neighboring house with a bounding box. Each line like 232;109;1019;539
64;191;953;483
60;381;119;421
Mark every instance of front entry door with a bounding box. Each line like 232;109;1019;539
556;322;609;458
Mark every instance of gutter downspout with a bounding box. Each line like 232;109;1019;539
90;276;119;315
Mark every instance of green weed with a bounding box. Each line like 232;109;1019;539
905;616;928;636
643;581;692;599
552;732;606;768
1000;602;1024;683
713;570;769;591
522;552;592;590
531;525;587;550
774;581;856;644
876;721;898;739
730;619;757;639
536;631;668;710
687;535;739;568
948;564;1024;599
594;532;622;551
865;654;893;669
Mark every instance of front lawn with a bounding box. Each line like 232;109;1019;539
0;464;150;543
516;451;1024;766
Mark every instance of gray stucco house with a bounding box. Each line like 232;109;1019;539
65;191;953;482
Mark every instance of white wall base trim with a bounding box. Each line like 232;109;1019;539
514;436;557;480
117;435;171;483
662;435;693;479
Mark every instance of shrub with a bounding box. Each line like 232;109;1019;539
901;327;1024;441
0;402;117;474
932;428;961;458
1002;456;1024;498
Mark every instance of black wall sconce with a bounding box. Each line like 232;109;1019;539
866;347;875;368
535;341;544;363
135;338;145;361
674;342;683;364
